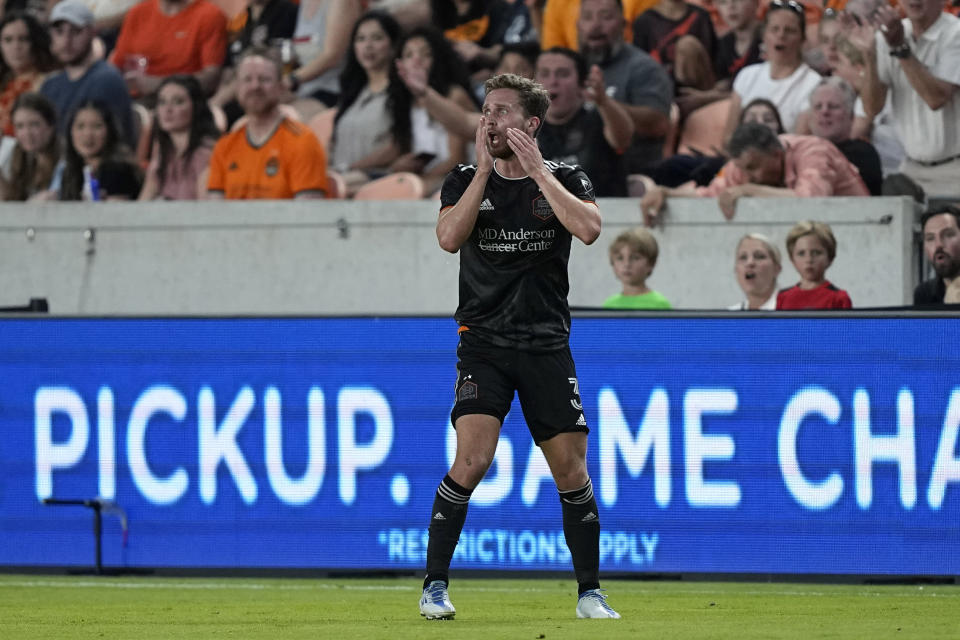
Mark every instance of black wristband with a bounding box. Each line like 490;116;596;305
889;42;911;59
289;74;301;92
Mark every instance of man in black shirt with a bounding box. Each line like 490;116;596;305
419;73;620;621
535;47;634;197
914;205;960;306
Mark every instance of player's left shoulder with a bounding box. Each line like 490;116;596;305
548;161;594;197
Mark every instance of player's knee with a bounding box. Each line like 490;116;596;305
451;454;494;487
553;466;590;492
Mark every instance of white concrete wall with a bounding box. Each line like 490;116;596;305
0;196;916;314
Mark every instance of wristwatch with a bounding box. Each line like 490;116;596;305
889;42;911;59
289;74;301;92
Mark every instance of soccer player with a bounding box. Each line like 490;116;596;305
418;73;621;621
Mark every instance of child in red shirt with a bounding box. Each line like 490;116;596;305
777;220;852;309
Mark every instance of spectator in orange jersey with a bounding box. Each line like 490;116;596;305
207;46;328;199
109;0;228;99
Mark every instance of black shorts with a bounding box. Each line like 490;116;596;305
450;332;589;444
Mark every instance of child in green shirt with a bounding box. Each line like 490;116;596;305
603;227;672;309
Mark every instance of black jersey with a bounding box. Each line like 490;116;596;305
439;160;596;352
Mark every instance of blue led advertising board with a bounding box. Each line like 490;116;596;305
0;316;957;575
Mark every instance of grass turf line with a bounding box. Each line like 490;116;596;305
0;575;956;639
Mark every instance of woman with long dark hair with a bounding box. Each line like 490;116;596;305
54;100;142;201
329;10;402;194
0;11;56;136
1;91;59;201
139;75;221;200
388;26;476;195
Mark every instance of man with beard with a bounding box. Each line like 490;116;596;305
640;122;869;223
577;0;672;175
915;205;960;305
207;46;328;199
418;73;620;621
40;1;135;145
536;47;634;196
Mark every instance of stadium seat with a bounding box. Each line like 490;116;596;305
353;172;425;200
677;97;732;157
326;170;347;199
308;108;335;151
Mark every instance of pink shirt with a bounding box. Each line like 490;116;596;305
697;135;870;198
149;145;213;200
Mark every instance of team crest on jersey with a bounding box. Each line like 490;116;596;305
531;194;554;220
265;157;279;177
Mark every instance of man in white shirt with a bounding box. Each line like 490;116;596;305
852;0;960;197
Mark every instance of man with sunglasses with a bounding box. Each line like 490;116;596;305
849;0;960;197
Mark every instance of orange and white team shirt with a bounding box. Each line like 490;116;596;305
208;118;329;199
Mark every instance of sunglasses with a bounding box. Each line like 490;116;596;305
767;0;807;31
769;0;804;15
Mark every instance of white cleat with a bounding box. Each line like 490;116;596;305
576;589;621;619
419;580;456;620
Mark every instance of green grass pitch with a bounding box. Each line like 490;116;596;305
0;574;956;639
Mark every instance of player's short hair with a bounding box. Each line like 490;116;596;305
609;227;659;267
736;233;782;269
920;204;960;234
484;73;550;132
728;122;783;158
786;220;837;262
236;44;283;79
541;47;589;85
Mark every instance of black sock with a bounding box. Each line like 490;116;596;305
424;474;472;590
559;479;600;595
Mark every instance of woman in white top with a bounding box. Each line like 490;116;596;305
722;0;821;141
389;26;476;196
729;233;782;310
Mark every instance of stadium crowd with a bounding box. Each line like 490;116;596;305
0;0;957;306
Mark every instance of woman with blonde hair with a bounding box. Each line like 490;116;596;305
729;232;782;310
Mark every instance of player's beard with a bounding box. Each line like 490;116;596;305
486;132;514;159
488;141;514;159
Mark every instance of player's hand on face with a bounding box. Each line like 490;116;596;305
475;116;493;172
505;127;544;177
639;185;666;227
